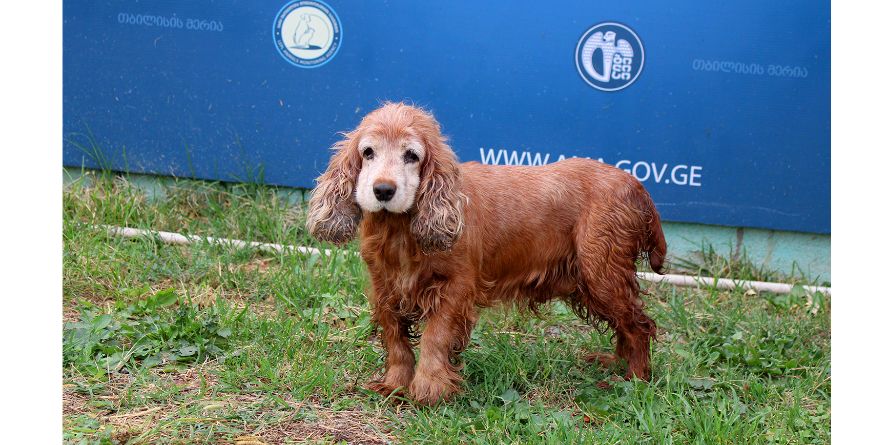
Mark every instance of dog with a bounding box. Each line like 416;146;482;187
306;102;667;405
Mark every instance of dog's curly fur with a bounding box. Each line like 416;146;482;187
307;102;667;405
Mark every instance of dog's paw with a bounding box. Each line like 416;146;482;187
365;380;406;398
585;352;620;368
408;373;460;406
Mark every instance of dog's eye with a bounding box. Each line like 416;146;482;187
403;149;419;164
362;147;375;160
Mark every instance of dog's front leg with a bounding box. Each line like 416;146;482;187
366;304;416;398
409;283;477;405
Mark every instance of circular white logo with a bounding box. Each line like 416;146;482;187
273;0;342;68
575;22;645;91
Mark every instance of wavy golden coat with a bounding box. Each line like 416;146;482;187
307;102;667;405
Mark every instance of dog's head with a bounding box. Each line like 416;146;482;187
306;102;465;253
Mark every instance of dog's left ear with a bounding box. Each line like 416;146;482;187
410;112;465;253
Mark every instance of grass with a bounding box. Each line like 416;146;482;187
63;170;831;444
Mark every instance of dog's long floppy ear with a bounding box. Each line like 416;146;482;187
306;130;362;245
409;111;465;253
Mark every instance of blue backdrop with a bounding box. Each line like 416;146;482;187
63;0;831;233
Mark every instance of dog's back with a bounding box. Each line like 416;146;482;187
459;157;666;285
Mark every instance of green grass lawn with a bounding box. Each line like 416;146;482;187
63;171;831;444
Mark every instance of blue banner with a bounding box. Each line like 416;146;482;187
63;1;831;233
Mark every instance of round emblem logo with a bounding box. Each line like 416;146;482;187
273;0;342;68
575;22;645;91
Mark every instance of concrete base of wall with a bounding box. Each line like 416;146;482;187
662;222;830;283
64;168;831;282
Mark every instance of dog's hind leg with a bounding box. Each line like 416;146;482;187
575;241;657;381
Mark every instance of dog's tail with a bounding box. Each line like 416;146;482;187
639;192;667;274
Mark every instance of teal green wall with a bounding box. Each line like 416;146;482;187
662;222;830;282
64;168;830;282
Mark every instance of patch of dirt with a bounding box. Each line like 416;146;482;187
65;365;395;444
63;306;81;323
165;365;221;391
253;401;394;445
64;372;137;415
64;365;222;441
62;384;88;416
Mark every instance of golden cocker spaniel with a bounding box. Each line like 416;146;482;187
307;102;667;405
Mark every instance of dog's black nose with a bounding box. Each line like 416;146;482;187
373;183;396;202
